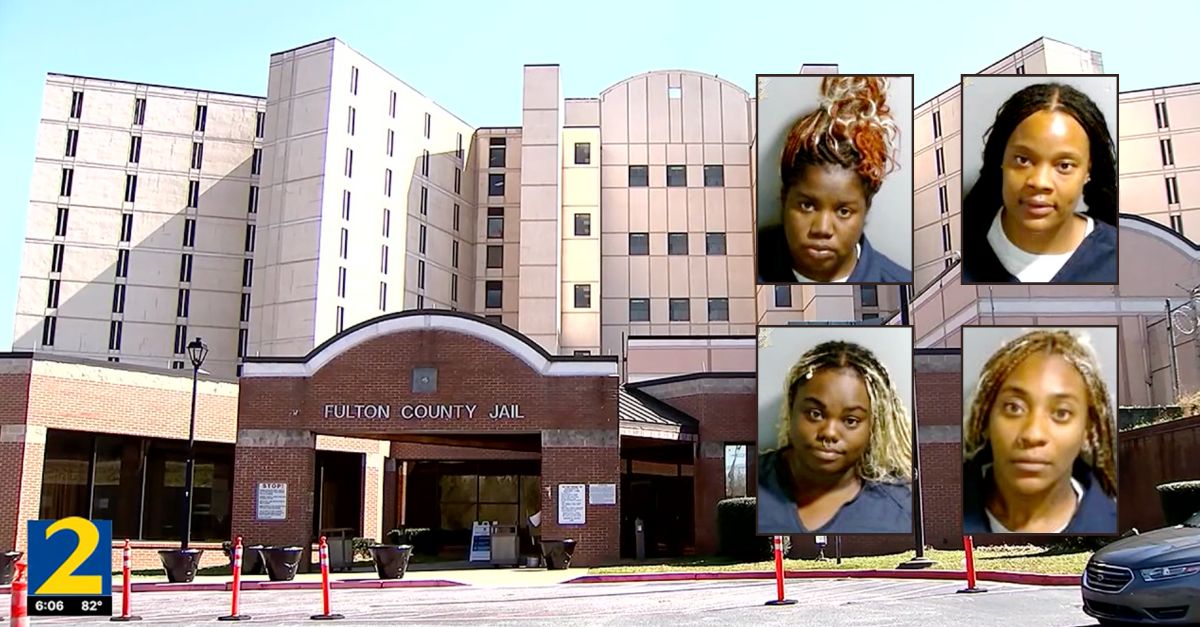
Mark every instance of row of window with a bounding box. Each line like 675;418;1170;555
59;170;262;213
67;90;266;139
483;164;727;196
39;315;250;364
51;206;255;254
768;284;879;308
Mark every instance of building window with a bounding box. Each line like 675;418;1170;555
489;137;506;167
1171;214;1184;235
666;165;687;187
423;112;431;139
774;285;792;308
629;232;649;255
381;245;389;274
703;165;724;187
177;288;190;318
452;241;459;268
935;147;945;176
133;98;146;125
337;267;346;298
240;293;251;322
245;224;256;253
255;111;265;138
69;91;84;119
453;203;460;231
194;104;207;132
668;233;688;255
187;181;200;209
41;316;56;346
55;207;69;237
486;245;503;269
489;173;505;197
708;298;729;322
668;86;682;99
574;142;591;165
1156;101;1170;129
420;186;428;214
247;186;259;213
382;209;391;237
419;224;427;254
179;253;192;282
574;213;591;236
725;444;748;498
573;350;591;356
112;284;126;314
171;360;184;370
456;132;463;160
938;184;948;215
422;150;429;177
669;298;690;322
705;233;726;255
417;260;425;289
487;208;504;238
347;106;356;135
1161;138;1175;167
454;167;461;194
342;190;351;220
1167;176;1180;205
340;228;349;259
932;110;942;139
350;66;359;94
416;294;425;309
60;168;73;197
191;142;204;170
46;279;60;309
124;175;138;203
861;285;878;307
628;165;649;187
64;129;78;158
108;320;123;351
129;136;142;164
116;249;129;279
251;148;263;175
51;244;65;273
485;281;503;309
344;148;353;177
182;217;196;248
451;274;458;302
242;258;253;288
389;91;397;118
941;223;952;252
1015;63;1025;75
385;168;393;197
120;213;133;243
386;129;395;157
629;298;650;322
379;281;387;310
574;284;591;308
237;329;248;359
336;306;345;333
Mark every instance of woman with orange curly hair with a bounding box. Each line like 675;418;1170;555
757;76;910;284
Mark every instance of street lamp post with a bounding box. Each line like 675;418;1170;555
181;337;208;550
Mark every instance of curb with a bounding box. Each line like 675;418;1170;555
565;569;1081;587
0;579;466;595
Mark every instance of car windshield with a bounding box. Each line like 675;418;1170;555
1186;511;1200;527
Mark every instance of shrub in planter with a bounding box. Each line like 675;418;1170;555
1157;480;1200;526
716;497;790;560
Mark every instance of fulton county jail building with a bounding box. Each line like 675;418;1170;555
6;32;1200;568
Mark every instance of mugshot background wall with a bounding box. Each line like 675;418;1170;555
755;75;914;270
960;74;1119;198
757;325;914;449
960;325;1120;436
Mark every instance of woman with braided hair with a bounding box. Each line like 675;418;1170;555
962;328;1118;533
757;75;911;284
758;340;913;534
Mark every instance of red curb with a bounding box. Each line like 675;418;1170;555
564;569;1081;587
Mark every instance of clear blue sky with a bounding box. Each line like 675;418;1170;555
0;0;1195;350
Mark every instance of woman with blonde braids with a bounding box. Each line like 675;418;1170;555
758;341;913;534
962;329;1117;533
757;76;910;283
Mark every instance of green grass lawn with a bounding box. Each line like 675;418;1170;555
587;545;1091;576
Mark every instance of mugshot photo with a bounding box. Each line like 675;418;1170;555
960;75;1119;285
755;75;914;285
757;325;914;535
961;326;1119;535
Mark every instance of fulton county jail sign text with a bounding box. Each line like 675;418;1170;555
323;403;525;421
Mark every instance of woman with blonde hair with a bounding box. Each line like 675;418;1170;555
963;329;1117;533
757;76;910;283
758;341;913;534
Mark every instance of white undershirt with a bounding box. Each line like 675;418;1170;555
984;466;1085;533
987;210;1093;283
793;244;861;283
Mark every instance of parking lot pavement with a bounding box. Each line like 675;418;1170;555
8;579;1102;626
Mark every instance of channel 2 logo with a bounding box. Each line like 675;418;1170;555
27;517;113;617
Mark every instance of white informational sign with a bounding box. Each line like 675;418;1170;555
469;521;492;562
815;535;828;545
256;482;287;521
557;484;586;525
588;483;616;505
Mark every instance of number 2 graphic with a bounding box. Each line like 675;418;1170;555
36;517;101;595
